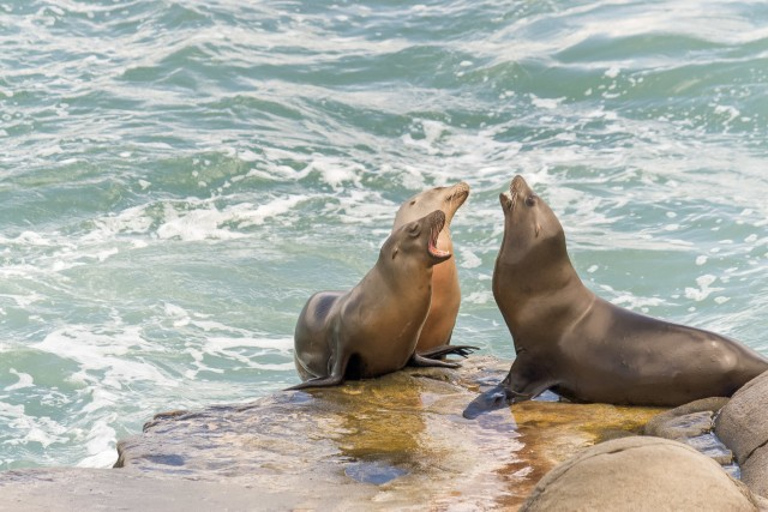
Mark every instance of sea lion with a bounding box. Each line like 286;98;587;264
289;210;466;390
463;175;768;418
392;182;470;353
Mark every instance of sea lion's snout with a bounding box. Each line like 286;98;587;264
510;174;527;190
447;181;470;203
510;175;531;199
504;175;536;216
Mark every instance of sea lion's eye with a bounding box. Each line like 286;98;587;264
410;200;417;206
408;224;421;237
525;195;537;207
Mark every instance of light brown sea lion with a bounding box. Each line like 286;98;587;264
463;175;768;418
392;182;470;353
289;210;467;390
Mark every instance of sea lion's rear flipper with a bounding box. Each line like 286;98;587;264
284;374;345;390
408;353;461;368
462;355;555;419
285;351;350;390
418;344;479;360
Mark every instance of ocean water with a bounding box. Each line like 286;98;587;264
1;0;766;470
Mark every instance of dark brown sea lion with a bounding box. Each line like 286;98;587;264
464;175;768;418
392;182;470;353
289;210;468;390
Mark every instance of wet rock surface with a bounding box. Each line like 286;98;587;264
519;436;763;512
115;356;664;510
716;370;768;498
643;397;737;473
0;356;666;512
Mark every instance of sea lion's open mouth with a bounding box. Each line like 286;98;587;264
427;211;450;260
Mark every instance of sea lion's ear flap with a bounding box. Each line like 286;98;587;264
392;247;399;259
535;223;542;237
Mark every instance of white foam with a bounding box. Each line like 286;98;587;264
684;274;724;302
204;336;293;355
164;302;191;327
459;249;482;269
464;291;492;305
36;325;177;390
1;402;69;449
612;294;666;309
0;231;52;247
530;95;565;110
237;149;259;162
89;203;154;238
4;369;34;391
301;155;363;189
76;418;117;468
157;204;245;241
0;293;44;308
229;195;307;228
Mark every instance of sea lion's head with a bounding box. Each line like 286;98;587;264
394;181;470;230
498;175;566;268
386;210;452;267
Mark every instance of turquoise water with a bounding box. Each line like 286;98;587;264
1;0;766;469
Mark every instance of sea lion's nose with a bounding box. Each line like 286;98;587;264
510;175;528;195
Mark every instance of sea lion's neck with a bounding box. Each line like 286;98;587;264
497;253;582;297
369;257;433;303
495;255;592;335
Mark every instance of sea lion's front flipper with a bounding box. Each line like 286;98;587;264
418;344;479;360
462;355;555;419
408;353;461;368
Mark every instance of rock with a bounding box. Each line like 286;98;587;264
716;370;768;498
644;397;729;440
519;436;762;512
742;448;768;500
108;356;662;510
0;467;336;512
643;397;735;468
0;356;685;511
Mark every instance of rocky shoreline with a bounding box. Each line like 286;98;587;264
1;356;766;511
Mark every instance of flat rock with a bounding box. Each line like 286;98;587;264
114;357;664;509
0;467;334;512
519;436;763;512
0;356;664;512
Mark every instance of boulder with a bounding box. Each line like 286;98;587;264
716;370;768;498
520;436;762;512
643;396;735;468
